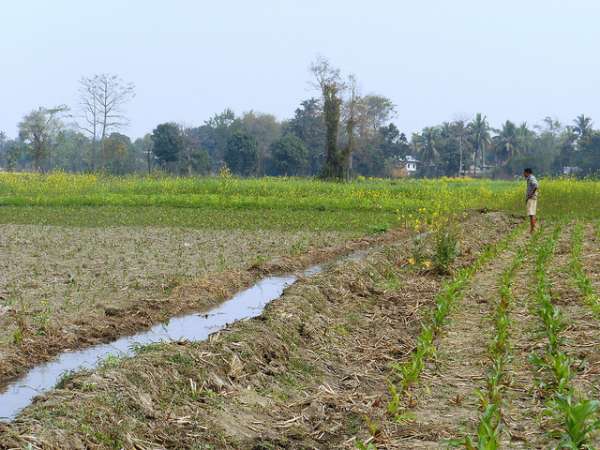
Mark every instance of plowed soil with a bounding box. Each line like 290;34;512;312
0;211;518;449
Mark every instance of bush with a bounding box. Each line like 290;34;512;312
433;222;459;274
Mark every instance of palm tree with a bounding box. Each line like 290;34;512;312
516;122;534;154
541;116;562;136
468;113;491;174
412;127;439;176
452;120;469;176
419;127;439;166
573;114;593;146
556;126;578;171
497;120;518;163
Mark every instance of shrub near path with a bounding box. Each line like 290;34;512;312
0;212;515;449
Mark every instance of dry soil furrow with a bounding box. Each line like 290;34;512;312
550;227;600;402
393;234;527;448
515;223;600;449
582;222;600;304
574;224;600;386
500;241;554;449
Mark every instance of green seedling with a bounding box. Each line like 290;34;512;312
570;223;600;317
475;404;502;450
548;393;600;449
385;226;522;424
458;405;501;450
386;382;401;416
356;441;377;450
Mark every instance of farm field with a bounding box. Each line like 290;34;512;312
1;173;600;449
0;225;355;382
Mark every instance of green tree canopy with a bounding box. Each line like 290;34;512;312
18;105;68;171
224;131;259;176
268;134;309;176
286;98;326;175
103;132;134;174
151;123;184;170
240;111;281;175
468;113;491;170
573;114;593;145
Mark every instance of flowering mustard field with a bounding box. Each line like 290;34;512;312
0;173;598;232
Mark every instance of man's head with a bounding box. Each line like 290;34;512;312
523;168;533;178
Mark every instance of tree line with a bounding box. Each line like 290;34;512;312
1;61;599;178
412;113;600;178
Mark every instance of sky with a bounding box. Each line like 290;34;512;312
2;0;600;139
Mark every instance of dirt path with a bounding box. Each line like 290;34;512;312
390;232;529;448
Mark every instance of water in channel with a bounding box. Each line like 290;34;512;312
0;264;324;420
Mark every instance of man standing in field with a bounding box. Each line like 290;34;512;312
524;168;538;233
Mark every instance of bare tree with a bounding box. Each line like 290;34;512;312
78;74;135;170
78;76;101;170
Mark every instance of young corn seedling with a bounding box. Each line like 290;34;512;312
462;405;502;450
386;381;402;416
549;352;573;394
548;393;600;449
570;222;600;317
386;227;521;418
477;404;502;450
529;351;573;394
460;241;526;448
530;225;600;447
356;441;377;450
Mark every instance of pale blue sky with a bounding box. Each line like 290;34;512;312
2;0;599;138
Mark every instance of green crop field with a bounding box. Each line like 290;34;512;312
1;173;599;231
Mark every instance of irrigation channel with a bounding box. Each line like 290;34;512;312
0;254;360;421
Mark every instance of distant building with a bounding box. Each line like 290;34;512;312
460;164;494;177
562;166;581;176
391;155;419;178
404;155;418;174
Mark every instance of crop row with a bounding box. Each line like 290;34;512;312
569;222;600;317
530;226;600;449
460;244;525;449
385;225;523;422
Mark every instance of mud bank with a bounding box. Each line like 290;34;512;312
0;228;406;388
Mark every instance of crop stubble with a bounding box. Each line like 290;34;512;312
0;211;516;449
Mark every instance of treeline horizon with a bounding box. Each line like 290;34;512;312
1;68;599;179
